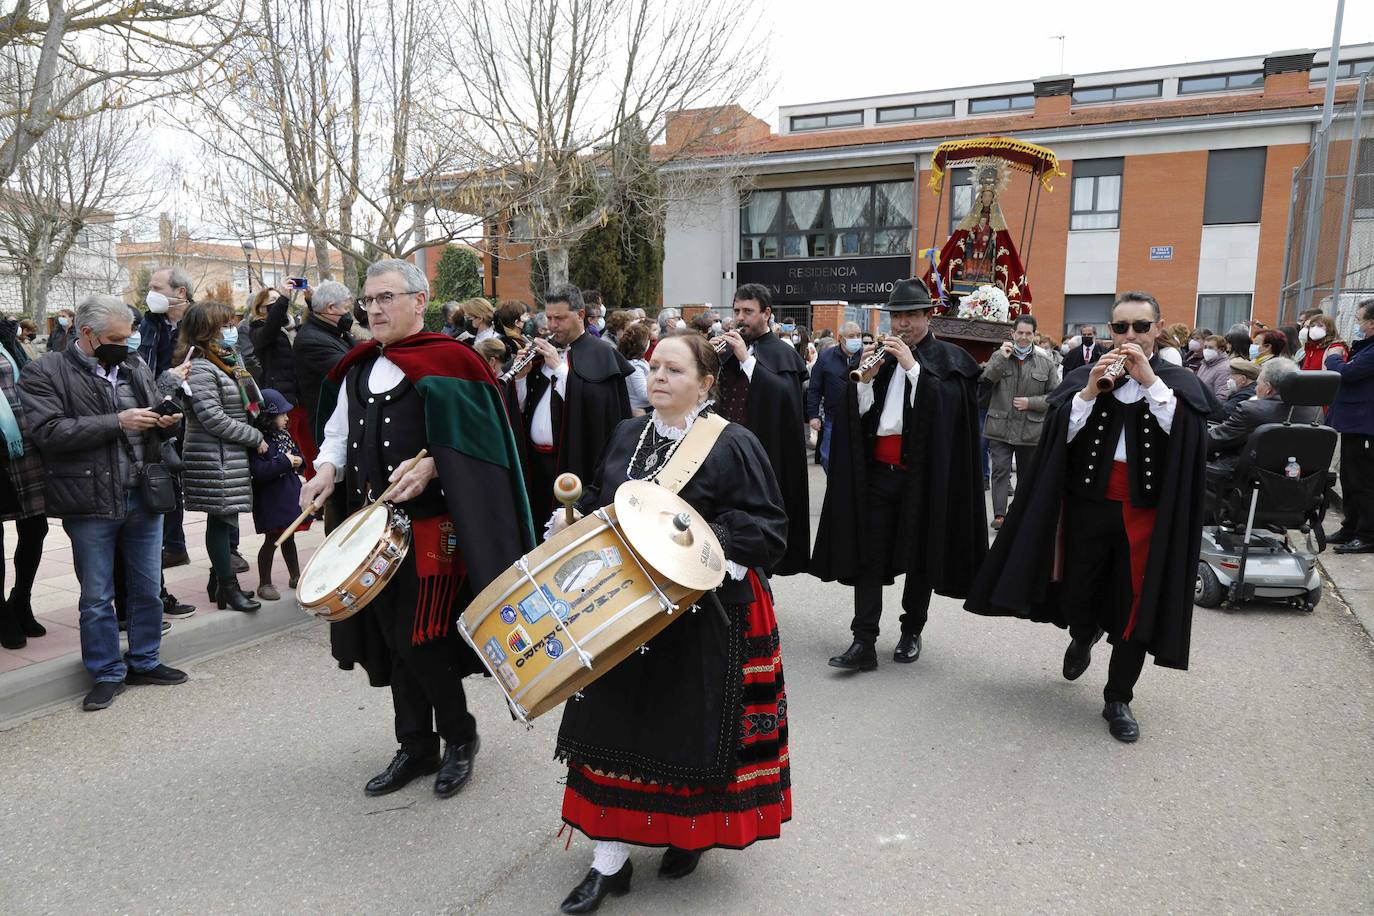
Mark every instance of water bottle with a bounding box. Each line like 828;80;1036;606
1285;456;1301;479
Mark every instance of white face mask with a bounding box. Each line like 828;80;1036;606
710;321;723;334
1298;326;1309;344
674;319;687;330
1203;347;1219;361
595;317;606;330
1226;378;1238;393
1308;325;1326;341
145;290;170;314
1188;339;1203;352
1060;342;1073;355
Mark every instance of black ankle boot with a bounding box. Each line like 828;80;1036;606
208;572;253;603
0;598;26;649
217;576;262;612
9;591;44;637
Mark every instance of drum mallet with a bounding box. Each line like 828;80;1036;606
278;499;322;547
554;473;583;527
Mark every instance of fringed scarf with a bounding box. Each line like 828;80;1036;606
410;514;467;645
205;342;264;420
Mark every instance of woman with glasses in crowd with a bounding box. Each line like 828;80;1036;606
177;302;266;613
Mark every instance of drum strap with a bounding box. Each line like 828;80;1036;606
653;413;729;495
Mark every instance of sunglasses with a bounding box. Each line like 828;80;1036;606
1108;319;1155;334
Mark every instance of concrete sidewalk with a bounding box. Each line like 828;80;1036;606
0;515;324;727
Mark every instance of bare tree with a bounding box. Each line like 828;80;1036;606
0;84;149;319
433;0;772;288
188;0;480;282
0;1;245;182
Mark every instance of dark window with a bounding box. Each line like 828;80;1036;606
789;110;863;132
1063;295;1114;339
1311;59;1374;82
1204;148;1267;225
1072;81;1162;104
1070;158;1123;231
1179;71;1263;94
876;101;955;123
948;168;973;233
1197;294;1253;330
738;180;913;261
968;94;1034;114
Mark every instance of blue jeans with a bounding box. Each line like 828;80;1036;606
65;489;166;683
820;418;834;474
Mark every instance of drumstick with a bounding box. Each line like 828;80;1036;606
554;473;582;527
375;449;429;504
276;499;321;547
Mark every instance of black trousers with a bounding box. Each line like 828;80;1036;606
373;565;477;757
851;463;932;644
527;448;558;538
1060;495;1150;705
1337;433;1374;538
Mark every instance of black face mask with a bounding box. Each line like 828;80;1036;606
1081;336;1093;348
352;303;369;330
94;342;130;369
337;313;354;334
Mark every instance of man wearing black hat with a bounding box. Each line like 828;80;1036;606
812;279;987;670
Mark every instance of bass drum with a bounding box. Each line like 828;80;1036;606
458;480;725;722
295;502;411;622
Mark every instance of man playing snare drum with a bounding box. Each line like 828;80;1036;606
300;258;534;800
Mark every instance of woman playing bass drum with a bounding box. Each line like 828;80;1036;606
546;332;791;914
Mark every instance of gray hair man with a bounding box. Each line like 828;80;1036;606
1207;356;1319;484
18;294;189;711
294;279;357;439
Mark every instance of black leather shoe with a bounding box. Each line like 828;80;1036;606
1334;537;1374;554
217;576;262;612
658;846;703;879
82;681;126;711
560;861;633;914
434;737;480;798
1102;701;1139;743
162;548;191;569
126;663;188;686
230;551;250;574
364;750;440;797
893;633;921;664
828;640;877;671
1325;529;1354;546
1062;630;1103;681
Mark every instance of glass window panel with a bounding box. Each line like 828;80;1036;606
1072;176;1096;211
1009;94;1034;109
783;235;805;258
1115;81;1161;99
1197;294;1252;330
875;181;913;227
1180;75;1227;93
1310;65;1329;82
1073;87;1113;104
741;191;780;234
877;106;915;123
829;111;862;127
829;186;871;228
760;236;778;258
785;189;825;230
917;102;954;118
873;229;911;255
1227;71;1263;88
1095;175;1121;211
1070;212;1118;230
832;231;871;257
806;233;829;257
791;115;825;131
969;96;1009;113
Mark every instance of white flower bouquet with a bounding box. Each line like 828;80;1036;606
955;285;1011;322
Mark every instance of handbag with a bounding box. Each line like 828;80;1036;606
118;432;177;515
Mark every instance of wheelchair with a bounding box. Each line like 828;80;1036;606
1195;371;1342;612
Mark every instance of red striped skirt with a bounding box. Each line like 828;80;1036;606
560;571;791;851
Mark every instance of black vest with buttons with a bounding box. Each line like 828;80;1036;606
343;357;445;518
1066;393;1166;508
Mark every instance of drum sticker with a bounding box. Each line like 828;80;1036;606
360;572;377;588
544;636;564;660
554;550;608;593
497;663;520;691
370;557;389;576
439;520;457;556
600;547;623;569
519;585;570;626
483;637;508;667
507;626;532;654
499;605;517;625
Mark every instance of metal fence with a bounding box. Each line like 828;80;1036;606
1280;69;1374;336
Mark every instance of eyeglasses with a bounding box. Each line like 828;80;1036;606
1108;319;1155;334
359;290;421;308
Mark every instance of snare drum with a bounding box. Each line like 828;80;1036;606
296;502;411;622
458;480;726;722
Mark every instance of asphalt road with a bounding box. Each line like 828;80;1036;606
2;468;1372;914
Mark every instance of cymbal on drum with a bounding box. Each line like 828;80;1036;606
612;480;727;591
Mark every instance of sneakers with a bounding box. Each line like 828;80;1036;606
83;681;127;711
125;663;188;686
119;620;172;634
162;594;196;619
257;583;281;602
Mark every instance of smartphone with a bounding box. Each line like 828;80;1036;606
287;277;308;290
152;399;181;418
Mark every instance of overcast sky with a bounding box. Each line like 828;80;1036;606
763;0;1374;124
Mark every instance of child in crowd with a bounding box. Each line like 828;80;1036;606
249;389;306;601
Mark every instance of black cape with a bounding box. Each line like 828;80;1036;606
555;414;788;784
718;330;810;576
964;359;1210;670
811;333;987;596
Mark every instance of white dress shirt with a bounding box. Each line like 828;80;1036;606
516;362;569;447
316;354;406;481
856;362;922;434
1068;375;1177;461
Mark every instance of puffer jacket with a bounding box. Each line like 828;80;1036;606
182;358;263;515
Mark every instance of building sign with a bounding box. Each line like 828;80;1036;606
1149;246;1173;261
736;256;910;304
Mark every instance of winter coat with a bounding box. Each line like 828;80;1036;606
46;324;76;353
1325;337;1374;437
0;348;45;519
137;312;178;376
292;311;354;431
182;358;263;516
980;347;1056;446
250;296;299;403
1196;351;1232;402
249;428;305;533
18;346;172;520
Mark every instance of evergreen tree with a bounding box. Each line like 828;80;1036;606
432;245;483;301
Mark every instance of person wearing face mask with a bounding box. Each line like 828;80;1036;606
1322;298;1374;553
47;308;77;352
1221;357;1260;419
981;315;1057;529
1249;328;1288;365
1062;323;1107;374
17;295;188;709
248;285;301;406
805;321;865;473
292;280;356;487
1184;328;1211;372
178;302;266;613
1195;335;1232;402
1299;314;1348;372
139;266;193;376
580;289;605;337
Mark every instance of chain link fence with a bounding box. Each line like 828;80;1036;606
1281;69;1374;336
